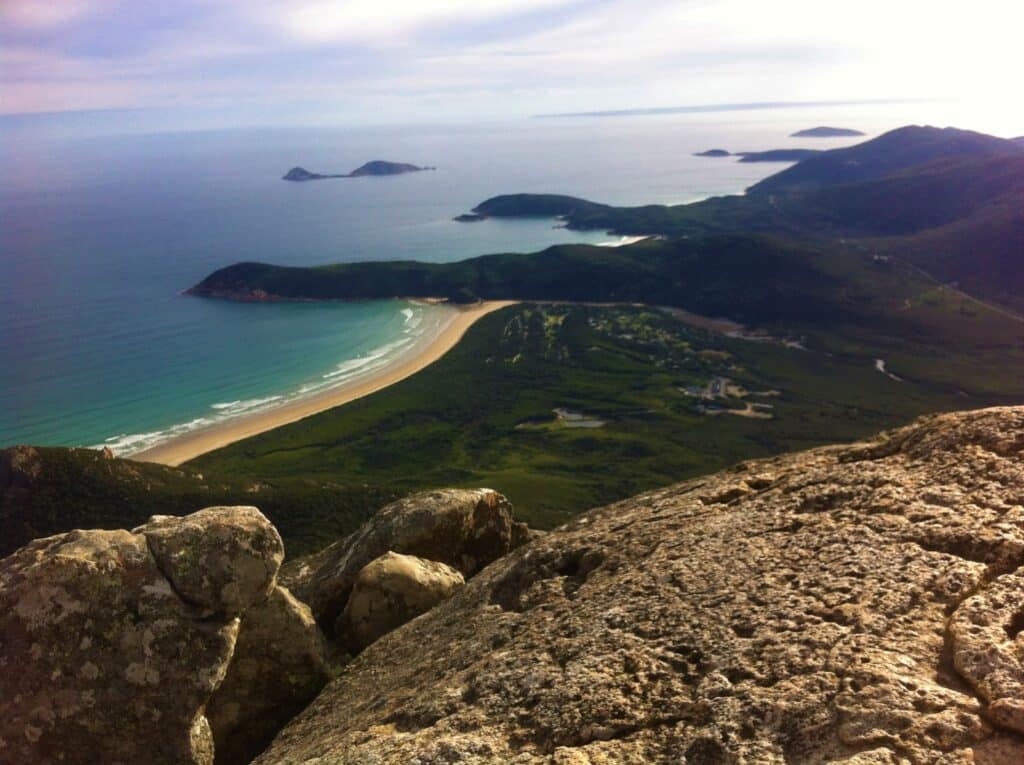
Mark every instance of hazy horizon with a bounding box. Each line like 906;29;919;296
3;1;1022;135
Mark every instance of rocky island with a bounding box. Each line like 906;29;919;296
282;160;433;181
791;126;866;137
694;148;731;157
735;148;822;162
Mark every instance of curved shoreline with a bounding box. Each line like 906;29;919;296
130;300;516;467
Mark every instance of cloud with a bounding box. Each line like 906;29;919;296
265;0;579;45
1;0;1021;127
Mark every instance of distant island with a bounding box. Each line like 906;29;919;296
735;149;822;163
791;126;865;137
282;160;433;182
695;148;823;162
453;213;487;222
214;126;1024;317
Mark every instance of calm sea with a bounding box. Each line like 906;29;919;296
0;105;901;453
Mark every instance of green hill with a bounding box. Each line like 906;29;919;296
0;445;397;558
748;125;1021;194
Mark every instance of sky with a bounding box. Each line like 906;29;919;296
2;0;1022;130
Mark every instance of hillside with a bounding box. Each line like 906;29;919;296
189;235;858;325
0;445;397;558
172;124;1024;537
428;128;1024;313
748;124;1021;194
190;299;1024;532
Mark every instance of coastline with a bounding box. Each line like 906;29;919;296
130;300;516;467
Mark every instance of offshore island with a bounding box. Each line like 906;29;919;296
790;125;866;137
283;160;434;181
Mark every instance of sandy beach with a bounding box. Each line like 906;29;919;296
131;300;517;467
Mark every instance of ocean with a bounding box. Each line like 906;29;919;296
0;104;911;454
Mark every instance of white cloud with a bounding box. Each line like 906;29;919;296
265;0;577;45
3;0;1022;128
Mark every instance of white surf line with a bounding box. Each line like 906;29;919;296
596;235;652;247
874;359;903;382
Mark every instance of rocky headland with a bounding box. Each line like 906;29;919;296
5;407;1024;763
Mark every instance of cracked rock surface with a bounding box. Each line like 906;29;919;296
256;407;1024;764
0;506;282;765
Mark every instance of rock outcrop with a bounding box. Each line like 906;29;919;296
0;506;282;765
255;407;1024;764
337;551;465;654
139;506;283;617
0;444;42;492
283;488;522;630
207;586;328;765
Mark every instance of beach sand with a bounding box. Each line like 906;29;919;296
131;300;517;467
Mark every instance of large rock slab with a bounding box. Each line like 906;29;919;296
207;585;328;765
256;407;1024;763
336;551;465;653
284;488;520;630
0;506;282;765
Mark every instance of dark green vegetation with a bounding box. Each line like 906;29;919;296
190;236;862;325
190;302;1023;531
749;125;1019;194
0;445;397;558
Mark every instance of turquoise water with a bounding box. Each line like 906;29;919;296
0;105;902;453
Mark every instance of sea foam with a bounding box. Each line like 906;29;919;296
98;304;442;457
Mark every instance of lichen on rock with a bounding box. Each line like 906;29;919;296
137;505;284;617
0;506;283;765
254;407;1024;764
